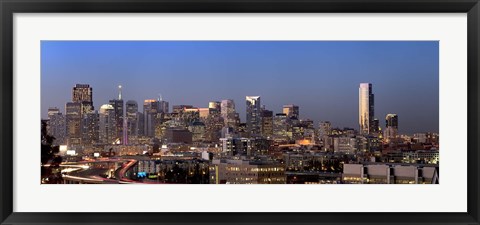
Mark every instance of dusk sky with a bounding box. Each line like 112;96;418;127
41;41;439;135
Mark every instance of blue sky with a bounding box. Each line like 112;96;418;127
41;41;439;134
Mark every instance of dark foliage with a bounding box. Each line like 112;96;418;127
41;121;63;184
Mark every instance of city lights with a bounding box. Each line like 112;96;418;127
41;41;439;185
41;82;439;185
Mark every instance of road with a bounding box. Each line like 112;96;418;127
60;158;137;184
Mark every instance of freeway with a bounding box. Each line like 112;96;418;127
61;158;138;184
60;158;171;184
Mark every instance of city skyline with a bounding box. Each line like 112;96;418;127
41;41;440;185
44;83;433;139
42;41;439;134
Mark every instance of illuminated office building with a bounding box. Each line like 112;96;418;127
246;96;261;137
203;104;224;142
137;111;145;137
173;105;193;113
126;100;139;143
65;102;82;146
318;121;332;137
99;104;116;144
82;110;99;146
359;83;375;135
47;107;66;146
386;114;398;128
109;85;124;144
181;108;201;126
261;110;273;138
72;84;94;114
384;114;399;143
283;104;299;119
47;107;60;117
333;136;357;154
158;95;169;113
221;99;237;128
209;101;221;112
273;113;289;141
188;121;206;143
143;99;160;137
209;159;286;184
198;108;211;119
220;137;251;156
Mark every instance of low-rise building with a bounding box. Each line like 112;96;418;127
333;136;357;154
135;158;210;184
342;162;439;184
209;159;286;184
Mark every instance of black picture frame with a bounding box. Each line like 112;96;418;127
1;0;479;224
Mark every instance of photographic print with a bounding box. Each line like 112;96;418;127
41;41;439;184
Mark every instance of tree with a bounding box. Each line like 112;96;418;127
41;121;63;184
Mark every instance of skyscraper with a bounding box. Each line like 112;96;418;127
65;84;94;147
137;111;145;137
261;110;274;138
359;83;375;135
385;114;398;128
99;104;116;144
47;107;66;146
82;111;99;146
126;100;139;143
65;102;82;146
204;101;223;142
47;107;60;117
246;96;261;137
109;85;124;144
143;99;160;137
158;95;169;113
273;113;289;141
318;121;332;137
221;99;237;128
207;101;221;120
372;118;380;134
384;114;399;142
209;101;221;112
159;100;169;114
318;121;332;150
72;84;92;102
72;84;93;114
283;104;299;119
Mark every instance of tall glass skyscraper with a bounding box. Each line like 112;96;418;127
359;83;374;135
246;96;261;137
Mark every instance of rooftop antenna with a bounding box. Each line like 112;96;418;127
118;85;122;100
